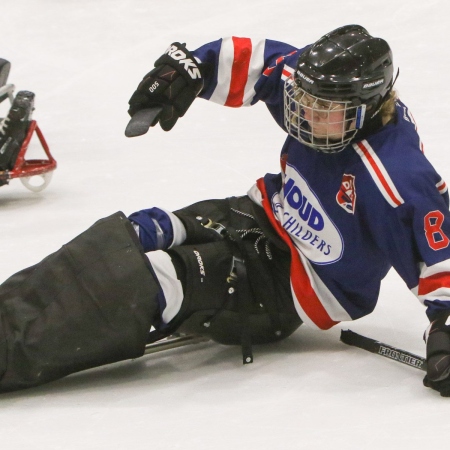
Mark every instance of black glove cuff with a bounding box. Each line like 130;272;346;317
427;330;450;357
173;211;224;245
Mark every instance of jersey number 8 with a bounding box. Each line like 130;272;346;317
424;211;450;251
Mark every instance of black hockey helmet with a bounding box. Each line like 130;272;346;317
295;24;394;114
284;25;395;153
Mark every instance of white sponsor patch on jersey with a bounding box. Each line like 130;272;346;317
273;164;344;264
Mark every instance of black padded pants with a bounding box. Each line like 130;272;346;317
168;196;302;348
0;212;159;392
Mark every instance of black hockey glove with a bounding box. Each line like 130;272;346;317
127;42;204;133
423;311;450;396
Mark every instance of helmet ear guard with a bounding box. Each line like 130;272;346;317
353;103;366;130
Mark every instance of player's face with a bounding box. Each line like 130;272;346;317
284;77;363;153
300;93;350;140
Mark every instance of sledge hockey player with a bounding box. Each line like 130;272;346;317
0;25;450;396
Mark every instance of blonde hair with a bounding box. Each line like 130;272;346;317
380;90;398;125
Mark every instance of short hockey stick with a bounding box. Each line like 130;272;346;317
340;329;427;372
125;106;163;137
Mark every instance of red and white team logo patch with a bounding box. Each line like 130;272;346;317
337;174;356;214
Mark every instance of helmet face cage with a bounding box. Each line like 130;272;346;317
284;74;366;153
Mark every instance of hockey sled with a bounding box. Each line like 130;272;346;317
0;59;57;192
1;118;57;192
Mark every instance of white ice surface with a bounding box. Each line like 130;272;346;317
1;0;450;448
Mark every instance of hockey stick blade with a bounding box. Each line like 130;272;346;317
340;329;427;372
125;106;163;137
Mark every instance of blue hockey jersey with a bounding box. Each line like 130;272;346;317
191;37;450;329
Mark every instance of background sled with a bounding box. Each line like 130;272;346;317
0;58;57;192
1;118;57;192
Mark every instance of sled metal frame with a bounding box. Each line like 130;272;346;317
144;334;210;355
0;83;15;104
3;119;57;181
0;119;57;186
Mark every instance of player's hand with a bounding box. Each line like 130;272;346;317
127;42;204;131
423;311;450;396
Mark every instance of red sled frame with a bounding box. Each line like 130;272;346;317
0;119;57;192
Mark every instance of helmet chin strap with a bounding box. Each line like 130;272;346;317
352;109;385;143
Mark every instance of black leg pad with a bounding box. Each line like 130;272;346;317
0;212;159;392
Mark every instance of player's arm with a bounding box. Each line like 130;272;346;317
404;204;450;395
409;186;450;396
399;189;450;396
362;147;450;396
192;37;299;109
126;38;299;134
